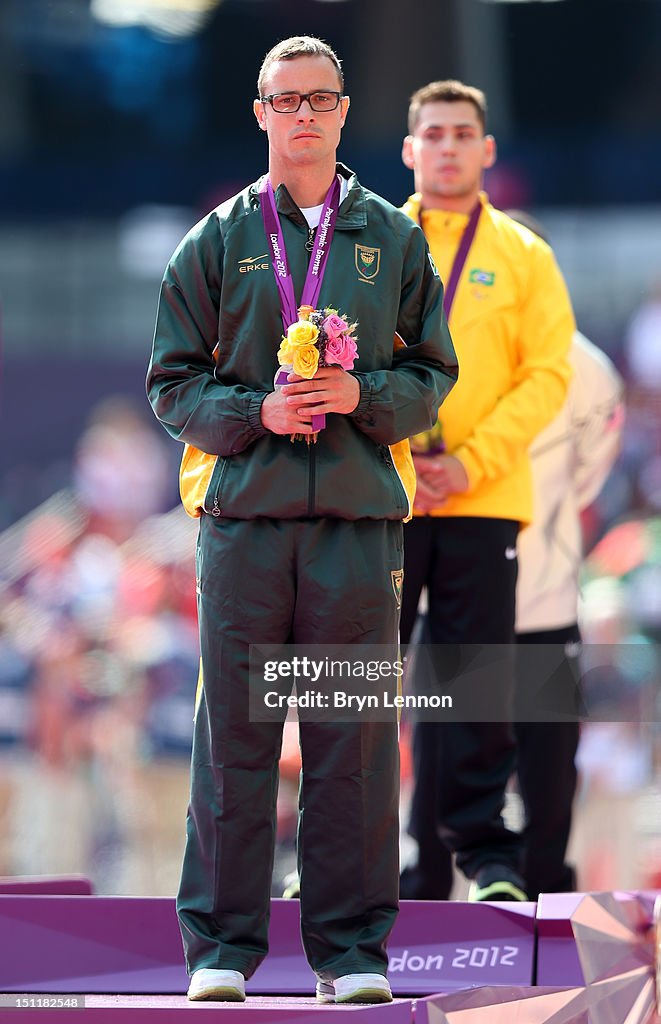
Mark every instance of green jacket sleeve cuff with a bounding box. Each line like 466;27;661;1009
246;392;270;442
348;373;376;428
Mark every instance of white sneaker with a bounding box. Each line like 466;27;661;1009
187;968;246;1002
316;973;392;1004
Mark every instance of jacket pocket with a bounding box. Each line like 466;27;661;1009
203;457;229;517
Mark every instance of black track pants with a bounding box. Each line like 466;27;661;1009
515;624;581;897
400;516;522;881
401;623;581;899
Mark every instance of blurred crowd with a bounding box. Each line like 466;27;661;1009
1;282;661;896
0;398;199;892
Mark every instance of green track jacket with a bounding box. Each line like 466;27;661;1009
147;164;458;521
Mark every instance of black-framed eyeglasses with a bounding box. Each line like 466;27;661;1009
260;91;343;114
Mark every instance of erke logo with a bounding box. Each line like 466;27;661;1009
239;254;269;273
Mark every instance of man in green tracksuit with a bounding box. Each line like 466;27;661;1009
147;36;457;1005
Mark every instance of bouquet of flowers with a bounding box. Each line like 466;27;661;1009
276;304;358;443
409;420;445;457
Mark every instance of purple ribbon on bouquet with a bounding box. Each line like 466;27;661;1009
259;175;341;432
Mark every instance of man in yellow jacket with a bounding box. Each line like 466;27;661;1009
399;80;575;902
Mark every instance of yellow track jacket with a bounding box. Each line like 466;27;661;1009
401;192;575;524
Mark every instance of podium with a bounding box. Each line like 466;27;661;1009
0;897;535;996
0;890;657;1022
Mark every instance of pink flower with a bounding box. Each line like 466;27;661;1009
324;332;358;370
322;313;349;341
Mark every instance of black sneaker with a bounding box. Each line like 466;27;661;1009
468;864;528;902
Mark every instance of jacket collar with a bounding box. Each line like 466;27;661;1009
402;190;490;230
249;163;367;229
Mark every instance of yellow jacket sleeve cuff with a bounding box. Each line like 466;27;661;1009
453;446;484;492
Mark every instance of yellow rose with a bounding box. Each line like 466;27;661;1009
292;343;320;379
286;320;319;348
277;338;295;365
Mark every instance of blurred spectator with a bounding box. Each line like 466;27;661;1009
73;395;171;541
607;281;661;520
625;280;661;392
513;322;623;899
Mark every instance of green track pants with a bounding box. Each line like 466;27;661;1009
176;515;403;983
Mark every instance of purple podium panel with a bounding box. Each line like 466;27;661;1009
0;897;310;996
0;896;188;994
0;875;93;896
387;901;536;994
537;890;657;987
0;896;536;997
414;985;590;1024
536;892;594;987
249;900;309;994
3;995;414;1024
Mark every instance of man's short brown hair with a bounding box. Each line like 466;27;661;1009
257;36;344;97
408;80;487;134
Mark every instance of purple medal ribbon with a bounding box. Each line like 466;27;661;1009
419;201;481;320
412;200;480;460
259;175;341;332
259;175;341;431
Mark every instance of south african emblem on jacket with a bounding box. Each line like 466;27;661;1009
355;244;381;282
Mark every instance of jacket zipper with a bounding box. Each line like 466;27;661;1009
207;458;229;517
380;446;407;515
307;442;316;516
303;222;316;514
